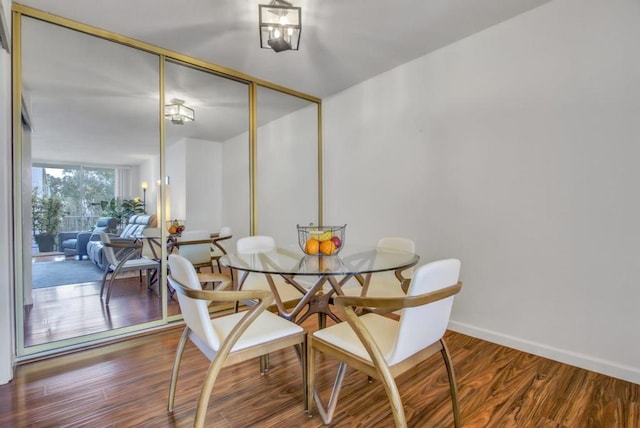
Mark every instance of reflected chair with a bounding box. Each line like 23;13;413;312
167;254;307;428
99;231;160;305
236;236;304;309
58;216;117;260
308;259;463;427
140;227;163;291
210;226;232;273
342;237;416;299
175;230;231;290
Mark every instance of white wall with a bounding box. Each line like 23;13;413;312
221;132;250;246
256;104;318;246
185;138;222;232
0;0;14;384
324;0;640;383
139;155;161;216
167;138;223;233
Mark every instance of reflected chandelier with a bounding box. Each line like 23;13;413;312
165;99;195;125
258;0;301;52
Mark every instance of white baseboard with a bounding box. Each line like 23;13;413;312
448;320;640;385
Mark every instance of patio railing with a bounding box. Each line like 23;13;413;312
60;216;101;233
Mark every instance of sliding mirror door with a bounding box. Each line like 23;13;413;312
256;86;320;245
19;16;162;352
164;60;250;317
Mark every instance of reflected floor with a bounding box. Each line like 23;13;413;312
24;277;180;347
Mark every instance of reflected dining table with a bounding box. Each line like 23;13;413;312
220;246;419;325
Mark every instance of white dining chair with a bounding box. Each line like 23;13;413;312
308;259;463;427
235;236;304;307
167;254;307;428
342;236;416;299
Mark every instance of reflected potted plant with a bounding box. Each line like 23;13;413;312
32;187;64;253
99;197;145;229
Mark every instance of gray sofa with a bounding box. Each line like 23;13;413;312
57;217;117;260
87;214;157;270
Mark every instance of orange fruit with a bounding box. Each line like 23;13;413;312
169;226;177;234
319;240;336;256
305;238;320;255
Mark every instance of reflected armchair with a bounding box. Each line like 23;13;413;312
57;217;117;260
87;214;157;270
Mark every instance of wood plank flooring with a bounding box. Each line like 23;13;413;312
24;276;181;347
2;319;638;427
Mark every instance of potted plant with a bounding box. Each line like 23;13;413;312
32;187;65;253
100;197;145;229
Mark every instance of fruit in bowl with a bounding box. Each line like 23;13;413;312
167;219;185;235
319;239;336;256
305;238;320;255
298;224;346;256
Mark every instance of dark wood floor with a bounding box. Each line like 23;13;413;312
24;276;182;347
2;317;638;427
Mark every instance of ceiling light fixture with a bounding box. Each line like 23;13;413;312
164;98;194;125
259;0;301;52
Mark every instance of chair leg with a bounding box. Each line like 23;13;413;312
313;361;348;425
168;327;190;411
317;313;327;329
301;336;309;412
441;338;461;428
260;354;269;374
306;336;314;414
194;353;228;428
105;264;124;305
99;269;110;298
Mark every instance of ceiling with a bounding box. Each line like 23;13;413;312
16;0;552;166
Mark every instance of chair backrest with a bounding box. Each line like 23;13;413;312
94;217;117;233
388;259;461;365
375;237;416;282
177;230;212;266
141;227;161;259
168;254;221;350
377;237;415;253
236;236;276;253
100;232;119;266
120;214;157;239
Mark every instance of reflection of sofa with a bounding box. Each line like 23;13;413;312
87;214;157;270
57;217;117;260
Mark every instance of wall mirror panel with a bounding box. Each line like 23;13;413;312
14;5;321;358
19;16;163;352
163;60;250;318
256;85;320;246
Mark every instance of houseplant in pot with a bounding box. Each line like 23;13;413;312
32;187;64;253
99;197;145;230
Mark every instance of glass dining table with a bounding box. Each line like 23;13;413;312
220;246;419;325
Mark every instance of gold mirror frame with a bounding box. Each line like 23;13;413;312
11;4;322;359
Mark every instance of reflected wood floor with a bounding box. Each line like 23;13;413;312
25;276;182;347
2;318;638;427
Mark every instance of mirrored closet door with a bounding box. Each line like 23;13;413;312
164;59;250;319
19;16;163;352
